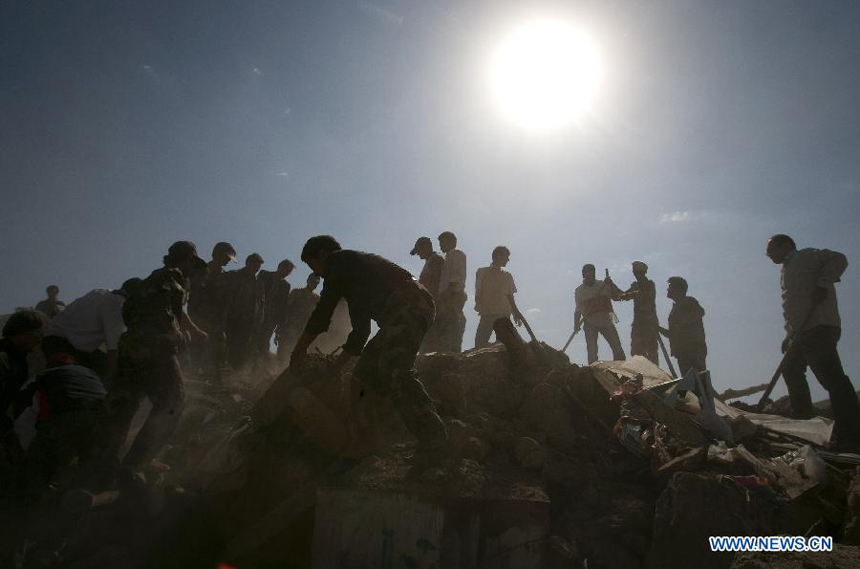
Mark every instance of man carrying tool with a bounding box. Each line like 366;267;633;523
574;264;626;364
612;261;660;365
766;234;860;451
474;246;524;348
659;276;707;376
290;235;448;455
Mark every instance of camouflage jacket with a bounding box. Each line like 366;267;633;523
119;267;188;360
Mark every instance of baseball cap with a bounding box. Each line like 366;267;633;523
167;240;204;262
410;236;432;256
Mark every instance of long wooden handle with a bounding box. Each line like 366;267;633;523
755;307;816;412
656;331;677;377
562;328;578;352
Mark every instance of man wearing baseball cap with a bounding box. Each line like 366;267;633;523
612;261;660;365
98;240;207;472
411;237;445;353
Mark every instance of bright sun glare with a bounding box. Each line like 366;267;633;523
490;19;602;131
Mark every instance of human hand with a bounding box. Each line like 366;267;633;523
781;336;791;354
513;312;524;327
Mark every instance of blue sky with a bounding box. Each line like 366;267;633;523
2;0;859;402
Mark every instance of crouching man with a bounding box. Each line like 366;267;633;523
289;235;448;455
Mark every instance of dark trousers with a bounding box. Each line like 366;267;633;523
435;290;467;353
226;319;256;369
584;322;626;364
630;321;659;365
475;314;508;349
782;325;860;445
102;355;186;468
676;352;707;377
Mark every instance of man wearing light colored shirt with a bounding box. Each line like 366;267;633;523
474;246;524;348
574;264;626;364
43;279;141;384
767;234;859;451
436;231;468;352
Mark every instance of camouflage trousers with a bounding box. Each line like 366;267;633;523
354;283;447;446
99;354;185;469
631;318;659;365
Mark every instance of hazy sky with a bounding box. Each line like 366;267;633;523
2;0;859;403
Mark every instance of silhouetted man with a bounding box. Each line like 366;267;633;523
613;261;659;364
766;233;859;451
659;276;706;376
291;236;447;454
411;236;445;353
225;253;265;369
277;273;320;361
436;231;467;352
474;246;524;348
35;285;65;318
574;264;625;363
189;241;236;380
257;259;295;360
102;241;207;470
42;278;142;386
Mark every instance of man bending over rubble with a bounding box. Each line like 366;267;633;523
290;235;448;455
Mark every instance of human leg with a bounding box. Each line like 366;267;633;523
803;326;860;446
122;357;185;468
600;323;626;361
583;322;599;364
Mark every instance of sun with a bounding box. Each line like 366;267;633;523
489;19;602;131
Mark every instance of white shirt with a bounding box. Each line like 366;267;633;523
781;248;847;335
439;248;467;294
475;266;516;315
44;289;126;352
575;280;617;328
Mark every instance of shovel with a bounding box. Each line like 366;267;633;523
755;307;816;412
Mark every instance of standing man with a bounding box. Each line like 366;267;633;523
612;261;660;364
411;237;445;298
277;273;321;361
257;259;295;360
410;236;445;353
42;278;142;386
225;253;265;370
35;285;65;318
290;236;448;454
188;241;236;381
436;231;468;352
574;264;626;364
101;241;207;470
659;277;707;376
766;234;859;451
474;246;524;348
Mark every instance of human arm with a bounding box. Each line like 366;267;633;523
810;249;848;304
507;294;524;326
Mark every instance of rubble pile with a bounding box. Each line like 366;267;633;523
6;345;860;568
